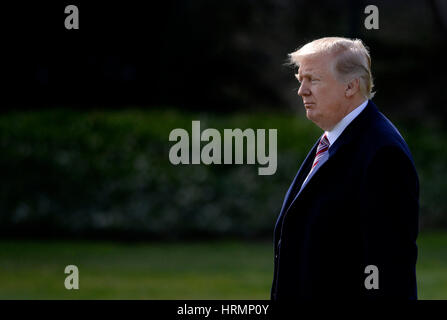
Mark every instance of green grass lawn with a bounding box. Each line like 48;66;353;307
0;232;446;300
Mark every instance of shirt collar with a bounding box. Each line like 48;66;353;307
325;99;369;147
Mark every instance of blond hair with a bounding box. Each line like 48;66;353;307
289;37;375;99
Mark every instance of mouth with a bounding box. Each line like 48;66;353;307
304;103;315;108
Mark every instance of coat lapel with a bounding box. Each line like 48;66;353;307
274;135;321;232
281;100;378;217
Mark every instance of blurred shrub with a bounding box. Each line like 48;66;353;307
0;109;445;239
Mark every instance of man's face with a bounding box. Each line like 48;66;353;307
296;53;348;131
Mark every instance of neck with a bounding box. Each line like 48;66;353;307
324;97;367;131
345;96;366;116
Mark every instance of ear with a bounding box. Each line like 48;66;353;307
345;78;360;98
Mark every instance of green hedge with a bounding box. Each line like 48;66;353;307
0;108;445;239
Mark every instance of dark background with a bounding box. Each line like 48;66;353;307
3;0;447;117
1;0;446;240
1;0;447;300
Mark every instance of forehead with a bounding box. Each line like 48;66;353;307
297;54;333;76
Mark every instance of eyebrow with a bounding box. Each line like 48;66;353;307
295;71;316;81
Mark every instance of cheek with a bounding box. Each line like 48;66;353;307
314;87;331;104
314;84;331;97
320;85;343;103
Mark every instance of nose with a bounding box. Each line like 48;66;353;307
298;82;310;97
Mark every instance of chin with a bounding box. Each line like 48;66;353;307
306;112;323;128
306;110;315;121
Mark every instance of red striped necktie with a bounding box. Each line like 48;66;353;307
297;133;331;193
291;133;331;199
309;133;330;174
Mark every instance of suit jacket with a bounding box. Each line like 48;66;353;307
271;100;419;300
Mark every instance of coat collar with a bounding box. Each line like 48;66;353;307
327;100;377;159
